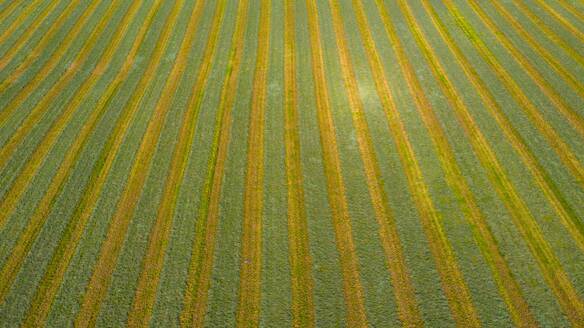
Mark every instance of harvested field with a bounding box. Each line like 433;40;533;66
1;0;583;326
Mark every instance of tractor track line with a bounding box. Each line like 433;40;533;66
305;0;369;325
236;0;270;326
284;0;316;326
0;0;150;306
0;0;136;226
426;1;584;324
12;0;181;325
466;0;584;133
0;0;105;125
178;1;250;326
127;1;227;326
422;0;584;258
442;0;584;185
330;0;423;326
73;0;206;325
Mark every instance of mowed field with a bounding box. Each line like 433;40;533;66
0;0;583;326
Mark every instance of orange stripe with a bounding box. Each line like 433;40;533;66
398;1;542;325
329;0;423;326
72;0;206;325
0;0;150;309
509;0;584;66
127;1;227;326
304;1;368;326
236;0;270;326
485;0;582;95
466;0;584;135
368;1;481;325
17;1;179;325
0;0;133;227
442;0;584;185
423;0;584;260
427;1;584;324
0;0;49;50
284;0;316;326
0;0;104;129
532;0;584;42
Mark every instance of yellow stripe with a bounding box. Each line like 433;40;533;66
0;0;103;126
179;1;251;327
532;0;584;42
556;0;584;21
73;0;207;325
7;0;181;325
236;0;270;326
304;1;368;326
0;0;27;23
486;0;582;95
369;1;481;325
0;0;123;227
466;0;584;134
0;0;47;48
284;1;316;326
127;1;227;326
425;1;584;325
442;0;584;185
398;1;543;325
0;0;82;75
422;0;584;260
328;0;423;326
509;0;584;66
0;0;150;307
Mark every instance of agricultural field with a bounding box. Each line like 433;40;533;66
0;0;583;326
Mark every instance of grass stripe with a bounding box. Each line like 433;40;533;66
328;1;423;326
179;1;250;326
0;0;135;227
424;1;584;324
126;1;227;326
556;0;584;21
236;0;270;326
366;1;481;325
72;0;207;325
0;0;80;75
532;0;584;42
0;0;146;307
441;1;584;185
304;1;368;326
0;0;47;49
486;0;583;96
510;0;584;66
283;1;315;326
421;0;584;257
397;1;544;325
0;0;103;126
466;0;584;132
0;0;27;23
0;0;124;228
14;1;182;325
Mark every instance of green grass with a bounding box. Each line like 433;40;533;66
1;0;583;326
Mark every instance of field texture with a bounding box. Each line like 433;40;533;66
0;0;583;326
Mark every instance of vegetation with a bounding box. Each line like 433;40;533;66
0;0;582;326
